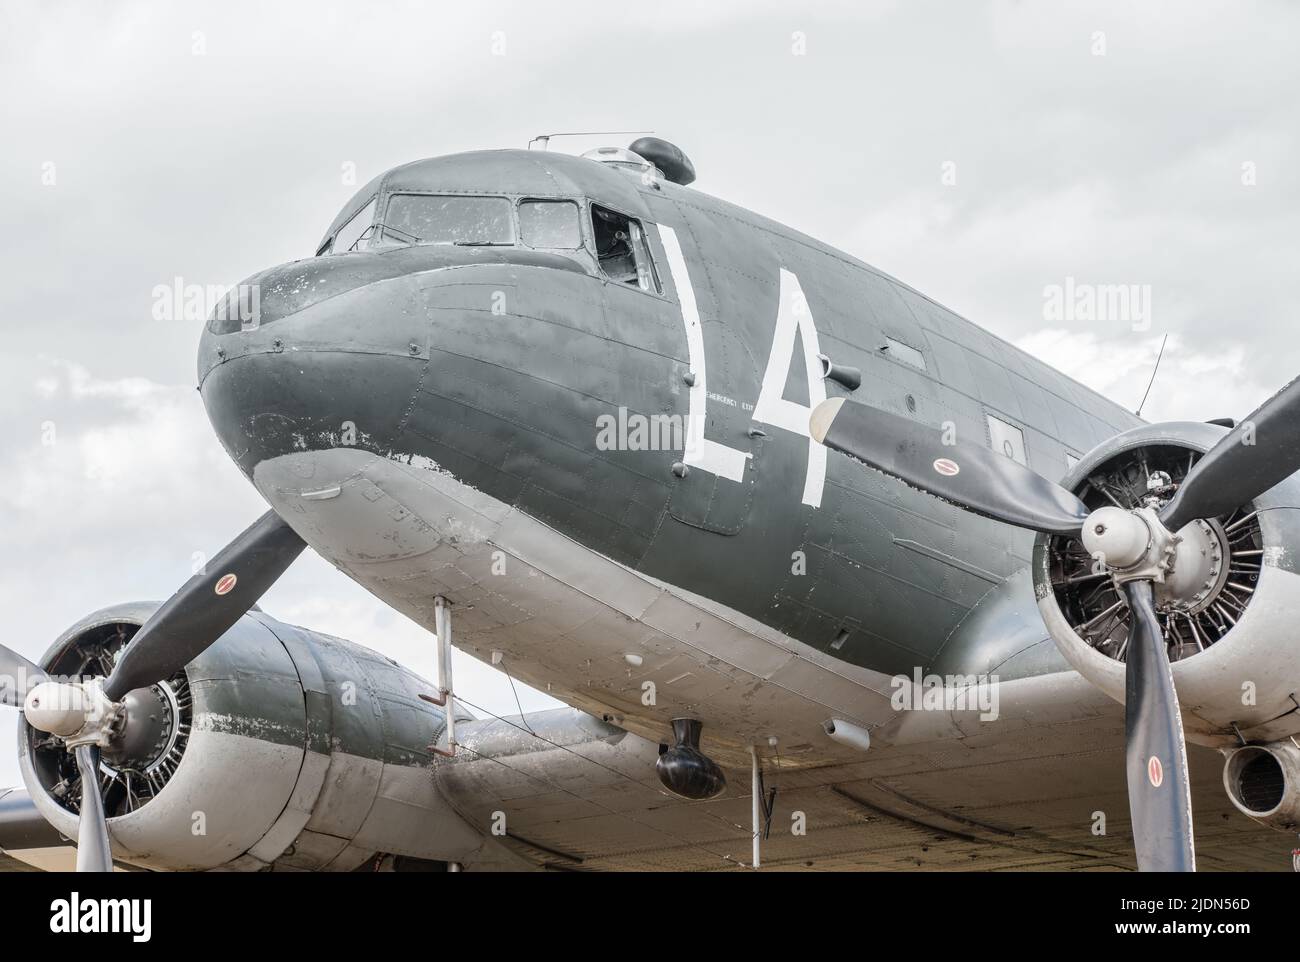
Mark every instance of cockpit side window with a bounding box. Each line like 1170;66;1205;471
321;196;376;255
590;204;661;293
381;194;514;247
518;200;583;249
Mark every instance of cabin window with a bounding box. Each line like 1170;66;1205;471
591;204;660;292
883;337;926;371
323;196;376;255
986;414;1028;466
518;200;583;249
382;194;514;246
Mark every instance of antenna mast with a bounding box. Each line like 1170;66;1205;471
1135;332;1169;418
528;130;653;150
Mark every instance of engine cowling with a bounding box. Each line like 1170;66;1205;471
17;602;486;870
1033;421;1300;748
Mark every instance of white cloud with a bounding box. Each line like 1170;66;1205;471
1014;329;1267;424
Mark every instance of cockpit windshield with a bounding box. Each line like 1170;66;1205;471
378;194;514;247
316;188;654;290
518;200;583;249
330;197;375;255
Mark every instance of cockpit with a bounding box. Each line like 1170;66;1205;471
313;151;666;295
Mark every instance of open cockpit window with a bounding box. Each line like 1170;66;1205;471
518;200;583;249
379;194;513;247
319;196;376;255
591;204;660;293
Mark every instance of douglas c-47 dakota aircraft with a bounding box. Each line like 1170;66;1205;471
3;137;1300;873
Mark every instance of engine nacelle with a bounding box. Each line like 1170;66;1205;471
1033;421;1300;748
18;602;486;870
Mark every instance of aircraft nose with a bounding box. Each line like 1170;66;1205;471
197;256;432;480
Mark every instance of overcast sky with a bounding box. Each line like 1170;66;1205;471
1;0;1296;786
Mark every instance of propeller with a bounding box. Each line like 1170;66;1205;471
808;398;1091;535
1121;581;1195;871
811;379;1300;872
1158;375;1300;532
0;510;305;871
73;746;112;873
103;511;306;701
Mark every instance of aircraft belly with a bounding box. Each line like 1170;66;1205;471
252;446;904;768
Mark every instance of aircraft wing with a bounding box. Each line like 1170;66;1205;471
434;701;1286;871
3;700;1284;871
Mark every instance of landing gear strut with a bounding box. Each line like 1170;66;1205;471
419;596;457;758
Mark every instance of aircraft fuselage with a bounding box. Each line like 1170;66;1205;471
198;148;1141;758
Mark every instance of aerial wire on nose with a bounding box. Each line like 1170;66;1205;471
527;130;653;150
1135;332;1169;418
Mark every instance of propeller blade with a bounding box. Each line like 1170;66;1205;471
1160;375;1300;531
810;398;1091;536
73;745;112;872
1121;580;1195;872
0;644;44;709
103;511;305;701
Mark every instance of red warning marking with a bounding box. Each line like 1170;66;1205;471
1148;755;1164;788
933;458;960;477
214;573;238;596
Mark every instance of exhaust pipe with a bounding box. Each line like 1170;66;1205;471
1222;739;1300;831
